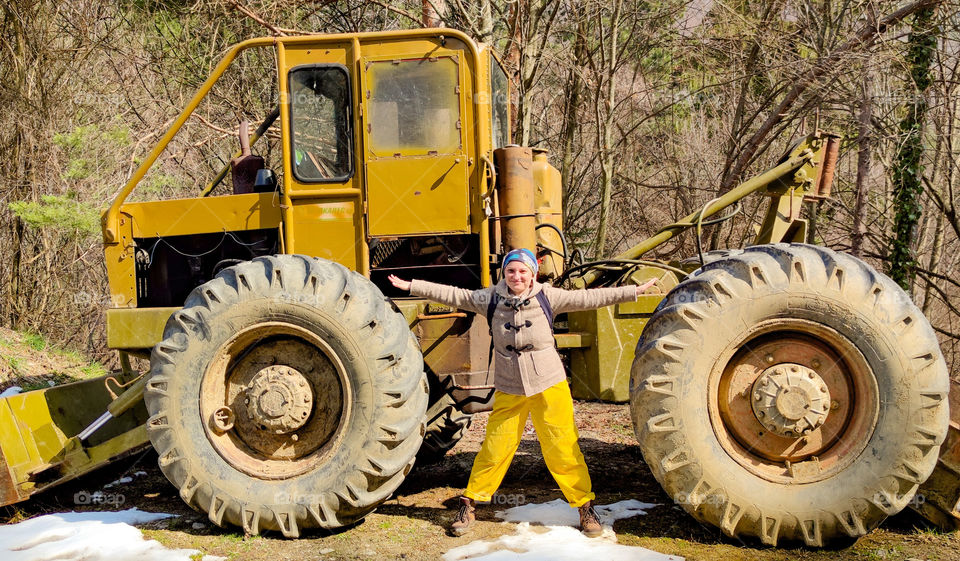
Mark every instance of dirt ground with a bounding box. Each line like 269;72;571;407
3;397;959;561
0;326;107;389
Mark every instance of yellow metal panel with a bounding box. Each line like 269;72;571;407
123;192;282;238
615;295;664;315
568;297;662;402
290;200;361;269
0;391;65;482
85;426;149;466
0;398;32;478
103;211;137;307
362;51;470;237
282;43;350;69
107;307;179;350
366;155;469;235
32;422;67;463
554;332;593;349
360;36;471;59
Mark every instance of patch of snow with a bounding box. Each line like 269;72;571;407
444;499;680;561
0;386;22;398
496;498;658;527
134;470;148;477
0;508;225;561
443;522;680;561
103;476;134;488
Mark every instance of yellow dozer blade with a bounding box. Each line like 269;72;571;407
0;373;150;507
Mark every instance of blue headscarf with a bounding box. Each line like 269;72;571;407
502;248;539;275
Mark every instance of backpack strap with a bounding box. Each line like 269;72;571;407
534;291;554;333
486;291;500;371
486;291;500;335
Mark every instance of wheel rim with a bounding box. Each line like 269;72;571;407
199;321;350;479
708;319;879;483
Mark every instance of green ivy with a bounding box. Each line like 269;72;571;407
888;7;936;291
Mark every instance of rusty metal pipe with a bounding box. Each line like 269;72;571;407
416;312;468;320
815;134;841;199
495;146;537;253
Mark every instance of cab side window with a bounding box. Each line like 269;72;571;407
289;65;352;182
366;58;462;155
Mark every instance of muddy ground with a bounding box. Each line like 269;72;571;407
3;398;959;561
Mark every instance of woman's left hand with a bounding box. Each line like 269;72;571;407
388;274;412;292
635;278;658;295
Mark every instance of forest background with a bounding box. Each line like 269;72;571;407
2;0;960;373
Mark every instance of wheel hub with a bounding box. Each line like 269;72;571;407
751;363;830;437
245;365;314;433
201;326;347;478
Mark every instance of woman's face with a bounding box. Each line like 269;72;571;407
504;261;534;295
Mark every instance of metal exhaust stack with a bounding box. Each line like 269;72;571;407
494;146;537;253
814;133;840;199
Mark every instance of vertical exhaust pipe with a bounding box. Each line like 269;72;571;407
815;134;840;199
494;146;537;253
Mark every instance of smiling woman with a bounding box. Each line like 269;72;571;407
389;248;655;538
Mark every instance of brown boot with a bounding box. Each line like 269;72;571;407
578;500;602;537
449;496;476;536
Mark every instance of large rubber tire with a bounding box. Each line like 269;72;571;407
417;390;472;464
631;244;949;547
144;255;427;537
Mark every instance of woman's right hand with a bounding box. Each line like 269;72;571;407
388;274;411;292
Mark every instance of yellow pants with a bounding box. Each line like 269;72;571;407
463;380;594;508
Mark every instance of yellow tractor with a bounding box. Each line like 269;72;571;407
1;28;957;546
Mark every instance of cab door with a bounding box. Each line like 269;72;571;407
360;54;470;236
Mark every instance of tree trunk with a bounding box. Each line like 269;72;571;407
851;65;873;257
921;210;944;314
888;6;936;292
592;0;622;257
559;12;586;227
421;0;444;27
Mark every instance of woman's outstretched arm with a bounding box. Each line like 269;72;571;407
544;277;659;314
387;275;489;315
